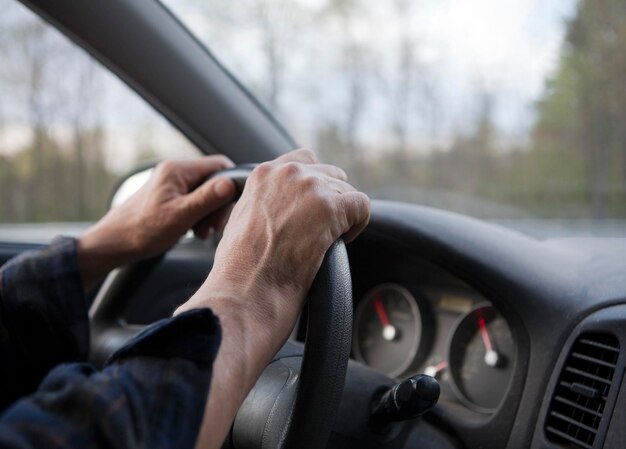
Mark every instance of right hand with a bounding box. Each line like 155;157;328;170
177;148;370;348
176;149;370;449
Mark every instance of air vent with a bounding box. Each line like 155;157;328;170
545;332;620;449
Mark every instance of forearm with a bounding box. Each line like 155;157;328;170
195;302;268;449
176;278;301;449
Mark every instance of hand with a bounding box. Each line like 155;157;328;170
175;149;370;449
178;149;370;345
78;155;236;289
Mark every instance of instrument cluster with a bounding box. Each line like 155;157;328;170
352;283;515;414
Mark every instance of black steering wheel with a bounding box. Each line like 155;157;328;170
90;165;353;449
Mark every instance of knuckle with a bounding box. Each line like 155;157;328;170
296;148;318;163
279;161;302;178
353;193;371;220
357;191;370;206
155;160;177;178
251;162;272;180
301;174;320;191
335;166;348;180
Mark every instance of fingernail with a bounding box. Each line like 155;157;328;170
214;179;233;198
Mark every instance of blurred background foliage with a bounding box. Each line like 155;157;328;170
315;0;626;219
0;0;624;223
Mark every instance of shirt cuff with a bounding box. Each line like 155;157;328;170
107;308;222;369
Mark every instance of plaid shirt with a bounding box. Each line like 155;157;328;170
0;237;221;448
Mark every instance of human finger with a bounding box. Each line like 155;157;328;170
155;155;235;189
339;191;371;243
183;176;236;223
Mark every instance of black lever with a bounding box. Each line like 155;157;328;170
371;374;440;424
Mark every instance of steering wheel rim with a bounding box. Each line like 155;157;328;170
89;165;353;449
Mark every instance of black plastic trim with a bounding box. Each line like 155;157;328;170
532;304;626;449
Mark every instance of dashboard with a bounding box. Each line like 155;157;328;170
116;229;517;419
105;200;626;449
344;224;525;440
352;282;514;415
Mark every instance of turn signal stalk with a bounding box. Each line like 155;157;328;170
371;374;440;423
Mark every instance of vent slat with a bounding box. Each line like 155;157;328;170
564;367;613;385
549;411;599;434
545;332;619;449
570;352;617;369
578;338;620;353
553;396;602;418
546;427;593;449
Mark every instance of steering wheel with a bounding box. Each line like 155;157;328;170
90;165;353;449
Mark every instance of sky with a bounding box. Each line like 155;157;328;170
0;0;579;172
163;0;578;147
414;0;578;137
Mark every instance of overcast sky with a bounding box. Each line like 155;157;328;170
164;0;577;147
1;0;579;171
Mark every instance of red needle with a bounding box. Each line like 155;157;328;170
435;361;448;372
477;315;493;352
374;295;390;327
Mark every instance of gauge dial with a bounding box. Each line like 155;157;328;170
353;284;422;378
448;304;514;413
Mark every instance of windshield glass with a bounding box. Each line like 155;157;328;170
0;0;198;229
162;0;626;235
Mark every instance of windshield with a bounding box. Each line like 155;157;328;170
0;0;198;229
162;0;626;235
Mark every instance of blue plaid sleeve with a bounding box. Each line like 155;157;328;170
0;237;89;411
0;308;221;449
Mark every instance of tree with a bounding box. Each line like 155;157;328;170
0;3;115;222
315;0;373;185
530;0;626;218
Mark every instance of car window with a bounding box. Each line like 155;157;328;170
162;0;626;235
0;0;198;225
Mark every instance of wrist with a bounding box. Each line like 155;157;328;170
177;294;277;390
175;273;303;353
77;220;142;290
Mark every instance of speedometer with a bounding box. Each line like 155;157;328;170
448;303;515;413
352;284;423;378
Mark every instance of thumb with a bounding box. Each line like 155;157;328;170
183;176;236;223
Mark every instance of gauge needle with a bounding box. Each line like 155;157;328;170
374;295;397;341
477;315;500;367
424;360;448;378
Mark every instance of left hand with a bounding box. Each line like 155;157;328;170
77;155;236;289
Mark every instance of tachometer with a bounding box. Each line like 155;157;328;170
448;303;514;413
353;284;423;378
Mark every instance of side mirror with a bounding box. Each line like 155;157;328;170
109;164;156;209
